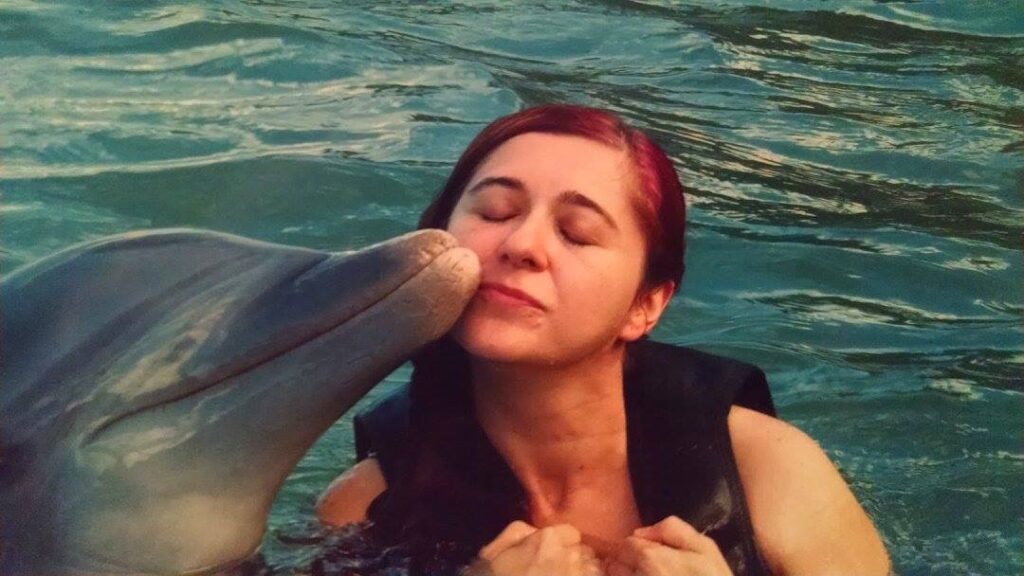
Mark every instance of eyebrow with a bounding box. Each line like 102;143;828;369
465;176;523;196
466;176;619;230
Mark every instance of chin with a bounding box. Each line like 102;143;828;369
451;317;543;364
453;329;533;362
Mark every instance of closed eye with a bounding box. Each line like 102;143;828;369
559;226;593;246
479;211;514;222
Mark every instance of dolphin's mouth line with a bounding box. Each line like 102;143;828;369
84;244;458;444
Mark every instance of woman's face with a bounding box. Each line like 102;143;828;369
446;132;655;366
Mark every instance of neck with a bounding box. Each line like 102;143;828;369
470;343;633;518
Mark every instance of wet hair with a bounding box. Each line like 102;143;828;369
419;103;686;292
366;105;688;571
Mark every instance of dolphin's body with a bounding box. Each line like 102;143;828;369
0;228;479;575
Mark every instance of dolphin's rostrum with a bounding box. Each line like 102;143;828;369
0;228;480;575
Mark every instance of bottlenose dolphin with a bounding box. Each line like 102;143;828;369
0;228;480;575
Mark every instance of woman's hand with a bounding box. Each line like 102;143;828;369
605;516;733;576
466;520;603;576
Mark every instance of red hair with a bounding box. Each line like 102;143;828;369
419;104;686;291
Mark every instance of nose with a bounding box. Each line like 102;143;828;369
499;214;549;271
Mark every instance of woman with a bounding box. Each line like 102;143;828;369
317;104;890;575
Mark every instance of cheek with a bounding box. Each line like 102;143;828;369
569;255;643;310
448;219;512;269
446;218;487;256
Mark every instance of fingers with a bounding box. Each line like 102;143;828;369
614;535;658;570
616;536;708;576
478;522;598;576
571;543;603;576
633;516;718;556
479;520;537;561
626;517;733;575
481;520;593;569
528;523;581;564
544;523;583;547
567;542;597;562
525;523;581;552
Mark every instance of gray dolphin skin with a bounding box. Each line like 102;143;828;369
0;228;480;575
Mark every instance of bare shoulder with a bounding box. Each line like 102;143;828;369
727;406;890;576
315;457;388;527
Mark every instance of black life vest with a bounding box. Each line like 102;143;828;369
353;340;776;575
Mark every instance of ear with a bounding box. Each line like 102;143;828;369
619;281;675;342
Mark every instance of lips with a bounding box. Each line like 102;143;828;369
478;282;545;310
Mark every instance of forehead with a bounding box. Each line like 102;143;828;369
470;133;636;207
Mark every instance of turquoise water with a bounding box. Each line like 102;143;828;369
2;1;1021;573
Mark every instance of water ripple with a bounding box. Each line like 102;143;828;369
742;289;1014;328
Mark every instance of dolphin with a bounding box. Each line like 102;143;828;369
0;228;480;575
